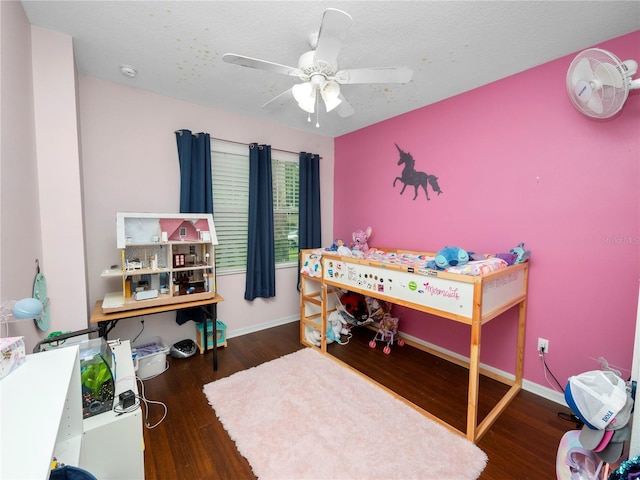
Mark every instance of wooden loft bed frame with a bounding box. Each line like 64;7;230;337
299;248;529;443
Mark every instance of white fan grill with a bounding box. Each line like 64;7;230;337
567;48;629;118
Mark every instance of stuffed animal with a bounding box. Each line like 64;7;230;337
494;253;518;265
340;291;369;323
351;227;372;253
304;314;349;347
305;327;322;347
427;246;469;270
469;251;517;265
365;297;392;323
327;239;345;252
326;311;349;344
510;242;531;264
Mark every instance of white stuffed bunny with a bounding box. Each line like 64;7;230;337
327;311;350;344
305;327;322;347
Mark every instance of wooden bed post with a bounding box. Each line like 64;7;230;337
515;299;527;386
514;263;529;386
321;283;329;353
467;281;483;441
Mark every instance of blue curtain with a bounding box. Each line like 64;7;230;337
175;129;212;324
176;129;213;214
245;143;276;301
297;152;322;290
299;152;322;249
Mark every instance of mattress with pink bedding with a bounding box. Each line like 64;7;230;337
300;247;509;278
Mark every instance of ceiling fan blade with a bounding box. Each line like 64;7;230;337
313;8;353;68
261;88;294;111
336;94;354;118
223;53;302;78
334;67;414;85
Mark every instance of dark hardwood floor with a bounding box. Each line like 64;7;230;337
139;321;573;479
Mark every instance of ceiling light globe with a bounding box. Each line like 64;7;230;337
323;95;342;112
321;81;342;112
297;98;315;113
292;82;313;103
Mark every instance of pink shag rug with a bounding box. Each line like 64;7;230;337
203;348;487;480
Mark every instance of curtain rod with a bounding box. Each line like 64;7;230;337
175;130;320;158
214;137;321;158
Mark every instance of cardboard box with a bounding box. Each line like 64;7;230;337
0;337;26;380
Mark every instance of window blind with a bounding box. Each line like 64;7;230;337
212;141;298;273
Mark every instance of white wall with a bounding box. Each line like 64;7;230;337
78;76;334;346
1;15;89;351
31;26;88;337
0;1;43;349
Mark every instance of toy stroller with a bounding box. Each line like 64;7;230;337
369;313;404;355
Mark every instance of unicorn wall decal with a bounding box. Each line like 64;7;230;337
393;144;443;201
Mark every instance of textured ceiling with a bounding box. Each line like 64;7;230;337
20;1;640;137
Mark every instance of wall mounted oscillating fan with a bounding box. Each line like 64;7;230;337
566;48;639;118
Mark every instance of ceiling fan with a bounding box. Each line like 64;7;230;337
222;8;413;126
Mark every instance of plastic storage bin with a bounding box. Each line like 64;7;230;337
195;320;227;354
132;336;169;379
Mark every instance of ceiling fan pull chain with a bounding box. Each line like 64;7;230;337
315;91;320;128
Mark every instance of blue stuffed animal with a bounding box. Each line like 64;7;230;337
427;246;469;270
509;242;531;264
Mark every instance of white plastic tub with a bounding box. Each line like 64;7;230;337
132;336;169;379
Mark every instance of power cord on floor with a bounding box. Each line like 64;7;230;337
135;375;168;429
539;349;584;429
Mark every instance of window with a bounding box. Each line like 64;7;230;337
212;141;299;273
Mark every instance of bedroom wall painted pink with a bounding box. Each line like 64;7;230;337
334;31;640;390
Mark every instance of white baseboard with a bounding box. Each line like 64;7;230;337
227;315;299;340
398;331;567;406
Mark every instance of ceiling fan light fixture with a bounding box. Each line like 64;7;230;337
321;81;342;112
292;82;316;113
297;95;316;113
292;82;312;103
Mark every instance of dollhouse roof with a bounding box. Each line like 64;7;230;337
159;217;210;241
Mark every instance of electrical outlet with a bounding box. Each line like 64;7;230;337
537;338;549;354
